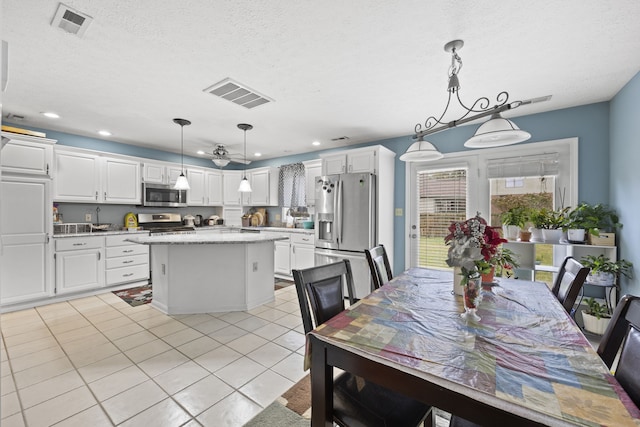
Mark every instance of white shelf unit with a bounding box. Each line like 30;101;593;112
503;241;618;323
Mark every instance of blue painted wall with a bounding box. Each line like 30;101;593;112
610;71;640;296
7;101;617;277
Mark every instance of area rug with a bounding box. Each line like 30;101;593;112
112;284;152;307
275;279;295;290
244;375;310;426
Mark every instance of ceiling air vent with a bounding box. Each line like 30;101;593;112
51;3;93;37
331;136;350;142
203;78;273;109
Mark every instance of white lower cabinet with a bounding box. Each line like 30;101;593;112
105;235;149;286
55;237;105;294
274;238;291;276
291;233;315;271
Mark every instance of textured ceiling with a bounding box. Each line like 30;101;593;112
3;1;640;161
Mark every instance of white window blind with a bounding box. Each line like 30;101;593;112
414;168;467;269
487;153;560;179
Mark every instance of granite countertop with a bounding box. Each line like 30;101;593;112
126;233;289;245
53;230;150;238
239;226;315;234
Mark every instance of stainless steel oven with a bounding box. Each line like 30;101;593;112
142;183;187;207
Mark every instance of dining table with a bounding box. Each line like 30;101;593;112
306;267;640;426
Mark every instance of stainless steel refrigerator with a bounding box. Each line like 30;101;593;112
314;173;376;298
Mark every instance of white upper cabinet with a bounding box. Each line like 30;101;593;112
206;170;223;206
103;158;141;203
143;162;184;185
302;159;322;207
53;148;140;204
321;148;378;175
242;167;279;206
186;168;206;206
54;150;101;202
223;170;242;206
1;132;55;177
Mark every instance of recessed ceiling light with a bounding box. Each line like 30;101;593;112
42;112;60;119
254;152;262;157
312;141;321;146
197;150;205;155
98;130;112;136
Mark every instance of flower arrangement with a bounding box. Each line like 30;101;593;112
444;212;507;283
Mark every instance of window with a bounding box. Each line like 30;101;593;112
406;138;578;271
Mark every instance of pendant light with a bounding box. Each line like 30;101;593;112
404;39;551;162
237;123;252;192
173;118;191;190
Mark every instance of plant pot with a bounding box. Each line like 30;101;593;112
582;310;611;335
518;230;532;242
567;228;586;243
541;228;563;243
588;271;615;286
529;227;543;242
502;225;520;241
481;267;495;284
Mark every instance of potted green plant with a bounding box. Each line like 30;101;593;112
537;207;569;243
581;254;634;286
500;207;530;241
582;297;612;335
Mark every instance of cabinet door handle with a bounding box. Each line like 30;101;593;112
104;191;107;199
123;273;134;277
95;191;98;200
302;238;309;241
46;163;50;175
123;249;134;253
98;252;101;260
73;242;87;246
123;260;134;264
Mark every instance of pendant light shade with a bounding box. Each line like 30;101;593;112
464;113;531;148
237;123;253;193
173;118;191;190
399;137;444;162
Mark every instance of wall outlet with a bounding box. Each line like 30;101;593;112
85;213;92;222
395;208;403;216
275;214;281;221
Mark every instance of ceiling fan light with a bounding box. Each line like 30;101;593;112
174;173;190;190
238;176;252;192
212;158;230;167
464;113;531;148
400;139;444;162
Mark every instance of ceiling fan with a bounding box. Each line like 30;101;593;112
205;144;251;167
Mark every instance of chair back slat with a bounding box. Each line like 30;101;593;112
292;260;356;334
552;257;589;314
598;295;640;368
365;244;393;290
615;325;640;408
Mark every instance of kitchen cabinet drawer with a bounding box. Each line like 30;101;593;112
291;233;314;245
106;245;148;258
105;234;146;247
105;254;148;269
55;236;103;251
106;264;149;286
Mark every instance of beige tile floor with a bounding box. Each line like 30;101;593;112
1;284;308;427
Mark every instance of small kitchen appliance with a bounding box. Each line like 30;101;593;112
138;213;195;234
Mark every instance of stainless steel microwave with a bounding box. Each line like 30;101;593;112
142;183;187;207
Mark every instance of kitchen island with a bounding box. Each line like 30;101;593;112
126;232;288;314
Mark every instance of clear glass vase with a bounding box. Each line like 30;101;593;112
461;278;482;321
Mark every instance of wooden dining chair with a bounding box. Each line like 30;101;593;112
614;324;640;407
364;244;393;290
551;256;590;315
292;260;434;427
597;294;640;369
